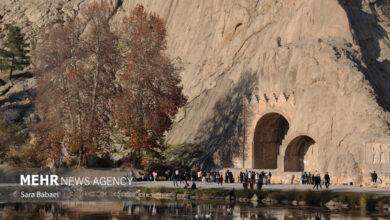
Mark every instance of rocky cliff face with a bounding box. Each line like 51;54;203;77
0;0;389;176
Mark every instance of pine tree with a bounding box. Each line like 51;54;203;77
0;26;30;80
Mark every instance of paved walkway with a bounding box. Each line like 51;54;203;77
134;181;390;195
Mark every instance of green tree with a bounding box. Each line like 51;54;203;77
0;26;30;80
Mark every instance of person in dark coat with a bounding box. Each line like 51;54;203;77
268;172;272;184
239;171;243;183
225;170;229;183
313;174;322;190
257;173;263;190
324;172;330;189
301;172;307;184
372;171;378;183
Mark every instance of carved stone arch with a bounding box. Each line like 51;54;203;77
284;135;316;172
253;112;289;169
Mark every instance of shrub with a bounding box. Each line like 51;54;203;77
268;191;288;202
0;120;25;161
337;192;362;206
6;143;47;167
301;191;334;206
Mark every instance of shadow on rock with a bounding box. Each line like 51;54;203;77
192;71;258;170
339;0;390;111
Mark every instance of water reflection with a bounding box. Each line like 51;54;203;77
0;200;388;219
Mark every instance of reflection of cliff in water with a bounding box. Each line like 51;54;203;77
0;201;388;219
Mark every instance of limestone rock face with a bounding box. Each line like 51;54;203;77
0;0;389;178
0;77;35;122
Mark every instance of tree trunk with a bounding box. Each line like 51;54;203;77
78;148;86;168
89;37;100;146
9;55;14;80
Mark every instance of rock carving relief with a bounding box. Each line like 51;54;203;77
366;142;390;165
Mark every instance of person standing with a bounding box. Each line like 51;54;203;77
301;172;306;184
229;171;234;183
257;173;263;190
311;173;315;185
318;174;322;189
225;170;229;183
324;172;330;189
173;169;179;187
268;172;272;184
152;171;157;182
372;171;378;183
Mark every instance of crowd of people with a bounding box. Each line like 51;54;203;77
140;169;332;191
169;170;237;186
300;171;330;189
134;169;237;185
132;169;382;191
238;170;271;190
134;169;273;190
137;169;330;187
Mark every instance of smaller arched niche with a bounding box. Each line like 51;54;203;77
284;135;316;172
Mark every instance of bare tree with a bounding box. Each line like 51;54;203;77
33;2;120;167
33;3;186;168
113;5;187;166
